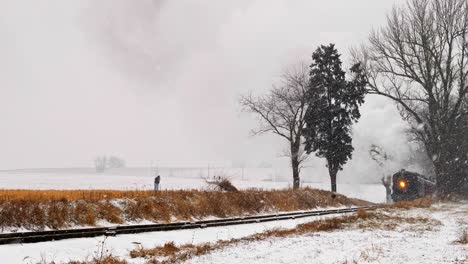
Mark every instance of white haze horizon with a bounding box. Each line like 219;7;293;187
0;0;417;183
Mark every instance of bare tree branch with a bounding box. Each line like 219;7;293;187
354;0;468;194
240;63;310;189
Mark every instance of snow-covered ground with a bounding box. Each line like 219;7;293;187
0;210;355;264
187;203;468;264
1;203;466;264
0;169;386;203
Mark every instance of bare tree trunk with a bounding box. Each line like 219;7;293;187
381;176;392;203
328;167;337;193
434;160;448;195
434;158;465;195
292;157;300;189
291;143;301;189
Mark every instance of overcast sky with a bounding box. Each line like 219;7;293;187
0;0;415;181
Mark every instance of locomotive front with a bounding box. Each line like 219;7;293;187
391;170;422;202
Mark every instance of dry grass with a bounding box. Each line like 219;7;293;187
387;197;433;209
0;188;369;230
359;244;384;262
356;208;370;219
340;260;359;264
65;236;127;264
67;256;128;264
454;229;468;245
341;244;383;264
355;210;441;231
130;242;180;258
454;255;468;264
0;190;164;202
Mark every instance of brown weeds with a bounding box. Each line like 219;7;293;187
205;176;239;192
454;229;468;244
454;254;468;264
358;244;384;262
356;208;370;219
0;188;369;230
68;255;128;264
388;197;433;209
130;242;181;258
355;210;441;232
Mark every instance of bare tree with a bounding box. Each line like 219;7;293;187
369;144;393;203
108;156;126;169
369;144;391;168
355;0;468;194
240;63;309;189
94;155;126;173
94;156;107;173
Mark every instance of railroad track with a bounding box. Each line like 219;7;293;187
0;206;375;245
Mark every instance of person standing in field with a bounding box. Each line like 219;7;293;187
154;175;161;191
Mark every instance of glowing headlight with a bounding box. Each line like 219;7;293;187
399;180;407;189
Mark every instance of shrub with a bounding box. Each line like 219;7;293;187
205;176;238;192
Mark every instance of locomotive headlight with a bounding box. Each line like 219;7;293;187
399;180;407;189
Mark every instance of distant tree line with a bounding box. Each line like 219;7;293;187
94;155;126;173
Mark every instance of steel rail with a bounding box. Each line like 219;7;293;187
0;206;375;245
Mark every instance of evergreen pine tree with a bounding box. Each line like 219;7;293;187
304;44;367;193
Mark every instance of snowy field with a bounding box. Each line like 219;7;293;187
0;203;466;263
0;210;356;264
0;168;386;203
187;203;468;264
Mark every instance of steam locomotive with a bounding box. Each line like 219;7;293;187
391;169;435;202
